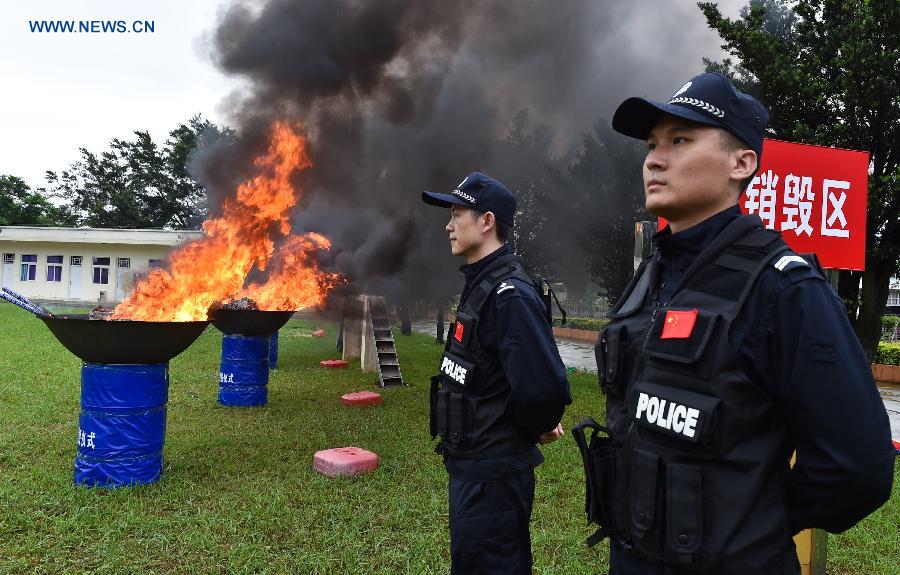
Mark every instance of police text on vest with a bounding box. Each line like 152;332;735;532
635;392;700;438
441;356;468;385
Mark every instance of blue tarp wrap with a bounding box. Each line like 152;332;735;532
219;334;269;406
75;363;168;488
269;330;279;369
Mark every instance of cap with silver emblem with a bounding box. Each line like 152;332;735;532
612;72;769;158
422;171;517;226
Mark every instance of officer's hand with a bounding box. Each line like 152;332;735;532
538;423;564;445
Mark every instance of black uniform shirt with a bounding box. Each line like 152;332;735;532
652;205;894;534
458;245;572;449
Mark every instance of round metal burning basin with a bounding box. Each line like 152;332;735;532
210;309;295;336
40;315;210;364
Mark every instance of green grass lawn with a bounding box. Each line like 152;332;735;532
0;304;896;574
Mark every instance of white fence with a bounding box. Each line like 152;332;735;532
883;322;900;343
561;302;610;320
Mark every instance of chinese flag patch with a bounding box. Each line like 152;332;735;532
660;309;698;339
454;322;465;342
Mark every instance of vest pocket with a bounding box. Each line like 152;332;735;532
629;448;660;542
644;309;719;379
572;420;627;541
589;443;615;525
596;324;629;397
666;463;703;558
430;375;442;438
433;386;449;439
450;312;476;349
431;389;470;448
448;392;466;446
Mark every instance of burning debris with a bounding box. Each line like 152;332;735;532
88;305;114;320
217;298;259;311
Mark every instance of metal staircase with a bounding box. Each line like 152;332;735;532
368;297;404;387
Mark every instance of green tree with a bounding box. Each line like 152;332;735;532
0;175;75;226
45;115;228;229
568;122;647;306
702;0;797;96
699;0;900;360
493;112;565;280
493;112;648;307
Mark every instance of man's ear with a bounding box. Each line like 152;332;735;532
731;149;758;183
481;211;496;235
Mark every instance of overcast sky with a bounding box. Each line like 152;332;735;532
0;0;744;189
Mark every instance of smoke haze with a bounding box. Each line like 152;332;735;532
196;0;738;304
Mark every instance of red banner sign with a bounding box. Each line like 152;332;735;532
660;139;869;270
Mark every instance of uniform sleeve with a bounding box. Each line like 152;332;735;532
493;278;572;440
759;270;895;534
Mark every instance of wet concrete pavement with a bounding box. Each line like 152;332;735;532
879;383;900;441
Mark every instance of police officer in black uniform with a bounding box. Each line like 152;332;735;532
573;73;894;575
423;172;572;574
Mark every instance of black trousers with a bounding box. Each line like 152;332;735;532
445;454;537;575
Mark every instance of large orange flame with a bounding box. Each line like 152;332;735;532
112;121;339;322
226;233;342;310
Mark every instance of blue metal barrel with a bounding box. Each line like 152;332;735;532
269;330;279;369
219;334;269;406
75;363;168;488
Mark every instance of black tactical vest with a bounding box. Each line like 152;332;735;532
591;215;803;574
430;254;544;459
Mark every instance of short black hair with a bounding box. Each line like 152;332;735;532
471;208;511;243
719;129;757;192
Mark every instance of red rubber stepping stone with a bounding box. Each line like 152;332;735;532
320;359;349;369
314;447;379;477
312;330;326;338
341;391;382;407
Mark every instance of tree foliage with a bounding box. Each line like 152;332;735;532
568;122;647;305
45;115;229;229
0;175;75;226
493;112;647;306
494;111;568;280
699;0;900;359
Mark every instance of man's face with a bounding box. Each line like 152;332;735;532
446;205;484;258
643;115;738;221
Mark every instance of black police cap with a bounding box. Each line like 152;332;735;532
612;72;769;158
422;172;517;227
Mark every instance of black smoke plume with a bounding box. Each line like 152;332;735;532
197;0;732;306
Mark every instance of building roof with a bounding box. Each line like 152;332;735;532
0;226;203;246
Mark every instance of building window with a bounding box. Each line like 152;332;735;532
71;256;83;266
117;257;131;269
148;259;164;268
92;257;110;285
3;253;13;264
46;255;63;282
20;255;37;281
888;291;900;307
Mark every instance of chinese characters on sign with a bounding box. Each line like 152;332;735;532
739;139;868;270
744;171;852;238
77;428;96;449
656;139;867;269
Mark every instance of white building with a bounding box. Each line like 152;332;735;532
0;226;202;303
887;276;900;316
